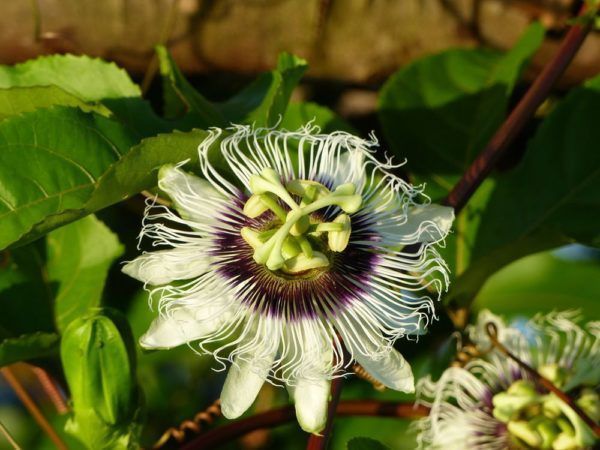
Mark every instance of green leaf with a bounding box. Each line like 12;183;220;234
218;52;308;127
474;250;600;319
0;86;109;121
0;107;135;250
0;332;59;366
61;308;140;449
0;54;140;102
281;102;356;134
47;216;124;332
447;76;600;306
156;45;226;126
86;128;210;211
0;242;55;336
346;437;391;450
0;102;212;250
378;23;544;176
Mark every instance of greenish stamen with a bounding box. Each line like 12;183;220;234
492;372;599;449
240;168;362;273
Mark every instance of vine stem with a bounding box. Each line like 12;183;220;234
444;4;592;213
1;367;68;450
29;365;69;415
180;401;429;449
306;376;345;450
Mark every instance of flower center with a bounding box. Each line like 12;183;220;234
492;365;599;449
239;168;362;274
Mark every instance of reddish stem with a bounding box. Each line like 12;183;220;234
444;5;592;213
1;366;68;450
180;401;429;449
29;365;69;415
306;376;344;450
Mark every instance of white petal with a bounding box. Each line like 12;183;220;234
140;304;230;349
122;248;210;285
289;377;330;434
356;347;414;392
345;333;414;392
398;204;454;243
158;164;224;223
220;327;280;419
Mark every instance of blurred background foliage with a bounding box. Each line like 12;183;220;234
0;1;599;449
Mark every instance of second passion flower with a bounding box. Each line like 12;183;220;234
123;124;454;433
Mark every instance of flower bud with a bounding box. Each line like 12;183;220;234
61;308;140;449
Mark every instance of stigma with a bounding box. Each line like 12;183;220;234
240;168;361;274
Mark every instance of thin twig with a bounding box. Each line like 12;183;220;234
306;376;344;450
1;367;68;450
444;4;592;214
485;322;600;437
0;420;21;450
29;365;69;415
180;400;429;449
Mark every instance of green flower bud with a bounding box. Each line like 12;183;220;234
61;308;141;449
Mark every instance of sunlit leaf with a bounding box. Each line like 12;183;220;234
0;54;140;102
0;86;109;121
0;105;208;250
48;215;124;332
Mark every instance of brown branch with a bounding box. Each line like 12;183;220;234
444;4;592;214
1;367;68;450
485;322;600;437
180;400;429;450
306;376;344;450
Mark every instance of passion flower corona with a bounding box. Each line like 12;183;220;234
123;124;454;433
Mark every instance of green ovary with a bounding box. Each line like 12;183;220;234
240;168;361;274
492;365;599;450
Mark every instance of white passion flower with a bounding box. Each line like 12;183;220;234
123;124;454;433
416;310;600;450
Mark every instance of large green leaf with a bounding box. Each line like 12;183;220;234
47;215;124;332
0;54;140;102
0;105;209;250
474;250;600;319
0;332;59;367
447;76;600;307
378;23;544;176
218;52;308;127
0;107;134;249
0;86;109;121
